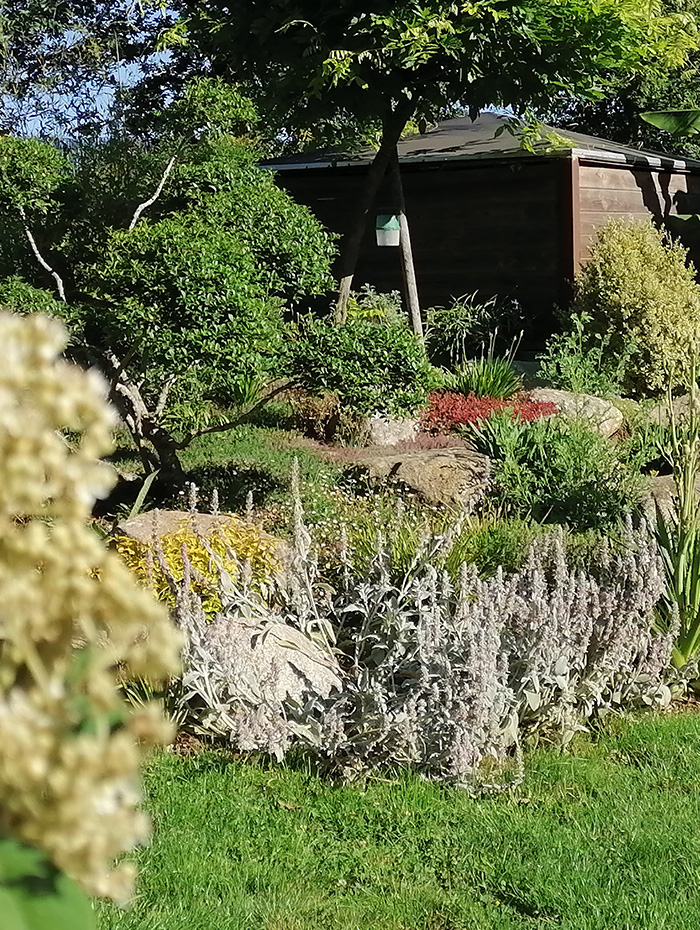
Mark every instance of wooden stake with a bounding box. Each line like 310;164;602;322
389;148;423;340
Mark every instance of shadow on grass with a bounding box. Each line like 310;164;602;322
184;463;286;512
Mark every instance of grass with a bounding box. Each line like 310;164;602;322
97;710;700;930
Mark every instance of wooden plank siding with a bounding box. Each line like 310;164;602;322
577;163;700;264
278;160;565;320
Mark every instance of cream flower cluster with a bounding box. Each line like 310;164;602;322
0;312;181;902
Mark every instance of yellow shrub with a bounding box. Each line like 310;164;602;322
572;218;700;394
114;516;279;615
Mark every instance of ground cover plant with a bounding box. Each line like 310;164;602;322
97;710;700;930
421;392;558;434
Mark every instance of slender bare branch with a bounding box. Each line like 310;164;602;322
128;156;176;231
176;380;296;450
18;206;67;303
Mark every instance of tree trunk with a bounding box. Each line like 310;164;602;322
388;148;423;339
334;99;414;323
82;346;187;486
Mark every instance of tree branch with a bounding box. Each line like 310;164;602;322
176;380;296;450
18;206;67;303
128;156;176;231
155;374;177;417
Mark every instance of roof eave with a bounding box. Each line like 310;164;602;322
264;146;700;173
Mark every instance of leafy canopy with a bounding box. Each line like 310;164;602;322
175;0;696;145
0;88;336;435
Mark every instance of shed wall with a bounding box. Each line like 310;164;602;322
277;160;565;318
578;163;700;262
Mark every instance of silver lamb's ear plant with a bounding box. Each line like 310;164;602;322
162;469;673;788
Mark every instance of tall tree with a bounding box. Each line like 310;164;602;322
173;0;695;318
544;0;700;159
0;81;335;480
0;0;174;140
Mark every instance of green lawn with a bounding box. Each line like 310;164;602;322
98;711;700;930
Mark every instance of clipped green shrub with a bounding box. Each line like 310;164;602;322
570;219;700;395
288;317;433;416
468;411;644;531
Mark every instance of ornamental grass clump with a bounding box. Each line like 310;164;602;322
0;312;181;904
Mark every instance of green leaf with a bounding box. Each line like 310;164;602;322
641;109;700;136
0;839;95;930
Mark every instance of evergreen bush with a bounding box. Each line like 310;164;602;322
570;219;700;395
288;317;433;416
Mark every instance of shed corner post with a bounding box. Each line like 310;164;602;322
559;154;581;307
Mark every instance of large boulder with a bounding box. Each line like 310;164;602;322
358;447;491;511
114;508;292;575
648;394;692;428
529;387;624;438
116;508;243;545
643;474;700;519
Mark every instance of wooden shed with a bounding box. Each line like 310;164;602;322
266;113;700;322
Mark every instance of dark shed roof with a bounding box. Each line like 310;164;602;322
265;112;700;172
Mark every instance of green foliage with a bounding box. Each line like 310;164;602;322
0;130;336;440
537;311;631;397
82;212;288;403
654;370;700;666
180;0;695;151
642;107;700;135
0;838;94;930
288;317;433;416
0;137;68;214
157;77;259;141
546;0;700;162
346;285;402;323
425;292;523;368
448;335;524;400
468;412;643;530
570;219;700;395
0;277;67;317
449;357;523;400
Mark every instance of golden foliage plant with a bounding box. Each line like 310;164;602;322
571;218;700;395
114;518;279;616
0;312;181;903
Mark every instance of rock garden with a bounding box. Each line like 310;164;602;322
3;53;700;930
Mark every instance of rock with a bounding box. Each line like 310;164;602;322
529;388;624;438
643;474;700;519
204;616;343;707
648;394;691;427
368;414;419;446
115;508;246;545
359;447;491;511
